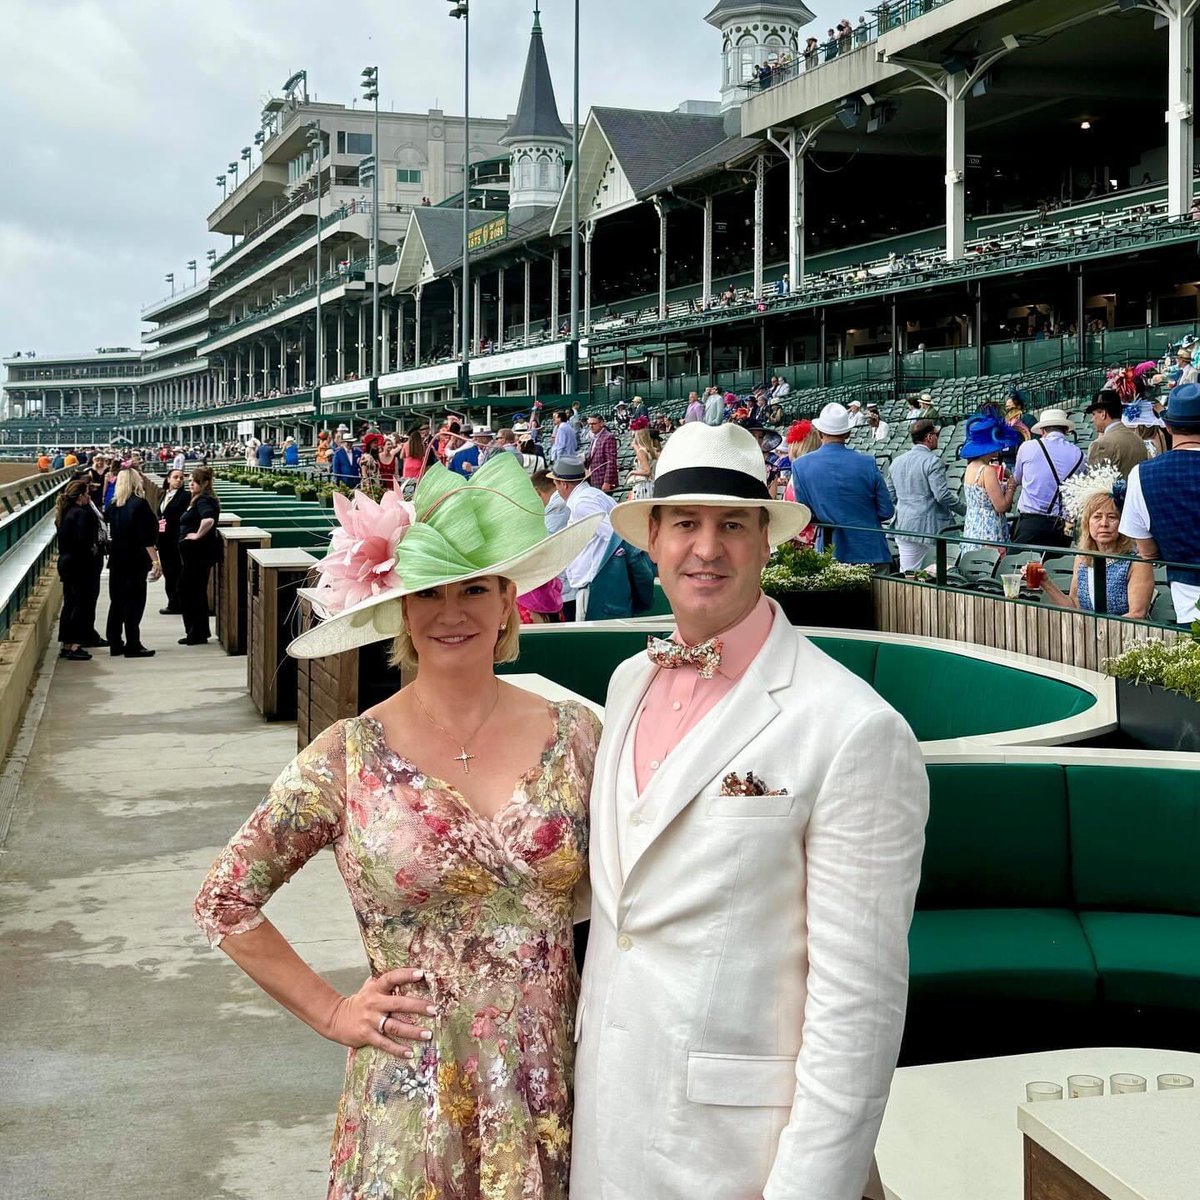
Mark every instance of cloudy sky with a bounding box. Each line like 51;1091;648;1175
1;0;846;357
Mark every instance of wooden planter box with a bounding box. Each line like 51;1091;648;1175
215;527;271;656
775;587;875;630
1116;679;1200;752
295;597;411;749
247;549;316;721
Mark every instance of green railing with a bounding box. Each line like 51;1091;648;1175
0;471;71;641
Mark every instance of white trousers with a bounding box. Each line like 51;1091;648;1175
896;538;931;572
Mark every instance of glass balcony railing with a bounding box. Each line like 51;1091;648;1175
201;255;373;347
738;0;956;97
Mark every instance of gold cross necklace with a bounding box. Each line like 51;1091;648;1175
411;682;501;774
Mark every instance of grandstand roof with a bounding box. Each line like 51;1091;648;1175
501;10;569;146
391;206;506;293
704;0;816;24
592;108;732;198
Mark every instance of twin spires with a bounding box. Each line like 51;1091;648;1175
501;5;570;216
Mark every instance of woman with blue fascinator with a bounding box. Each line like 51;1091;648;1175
194;454;602;1200
958;410;1025;553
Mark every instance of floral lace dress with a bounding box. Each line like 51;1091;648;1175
194;700;601;1200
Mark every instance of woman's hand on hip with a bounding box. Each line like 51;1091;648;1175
323;967;435;1058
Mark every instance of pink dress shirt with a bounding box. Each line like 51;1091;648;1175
632;592;774;794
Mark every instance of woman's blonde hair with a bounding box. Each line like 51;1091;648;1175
788;428;822;460
1075;492;1133;562
388;577;521;670
112;468;145;507
632;427;660;463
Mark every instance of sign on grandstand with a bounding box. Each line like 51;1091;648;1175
468;216;507;251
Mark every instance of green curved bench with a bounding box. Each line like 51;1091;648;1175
905;755;1200;1064
498;626;1098;744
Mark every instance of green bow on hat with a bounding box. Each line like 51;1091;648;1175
396;452;549;590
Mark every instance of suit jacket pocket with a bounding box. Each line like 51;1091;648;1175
686;1052;796;1107
703;794;794;819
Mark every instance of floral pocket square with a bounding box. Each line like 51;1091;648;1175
720;771;788;797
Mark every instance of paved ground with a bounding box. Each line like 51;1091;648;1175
0;579;364;1199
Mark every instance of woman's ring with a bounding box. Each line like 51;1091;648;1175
378;1013;390;1035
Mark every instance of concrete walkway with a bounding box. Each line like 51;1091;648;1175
0;577;363;1199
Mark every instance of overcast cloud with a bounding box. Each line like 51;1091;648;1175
1;0;846;356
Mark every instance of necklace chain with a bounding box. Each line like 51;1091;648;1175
411;682;501;773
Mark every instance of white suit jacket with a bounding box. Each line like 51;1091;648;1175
570;603;928;1200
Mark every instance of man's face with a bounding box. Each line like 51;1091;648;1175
649;506;771;639
587;418;603;436
1089;409;1107;433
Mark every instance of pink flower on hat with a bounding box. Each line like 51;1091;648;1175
312;487;415;615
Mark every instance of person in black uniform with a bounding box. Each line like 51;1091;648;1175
157;468;189;614
177;466;221;645
104;468;162;657
55;479;101;660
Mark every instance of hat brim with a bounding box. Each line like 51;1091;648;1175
286;513;603;660
610;495;810;552
546;467;589;483
811;418;850;436
1031;418;1075;434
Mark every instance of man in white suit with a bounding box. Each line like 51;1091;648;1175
570;422;928;1200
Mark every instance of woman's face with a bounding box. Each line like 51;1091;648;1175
167;470;184;490
403;576;515;671
189;478;201;495
1088;500;1120;547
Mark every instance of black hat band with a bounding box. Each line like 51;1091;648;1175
653;467;770;501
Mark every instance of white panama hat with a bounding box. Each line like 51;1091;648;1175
812;402;852;437
609;422;810;552
1031;408;1076;434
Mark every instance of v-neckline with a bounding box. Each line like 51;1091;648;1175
360;703;570;826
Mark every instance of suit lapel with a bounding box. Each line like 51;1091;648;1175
591;654;657;911
618;606;798;893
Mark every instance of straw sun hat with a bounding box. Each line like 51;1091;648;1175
288;454;600;659
609;421;810;552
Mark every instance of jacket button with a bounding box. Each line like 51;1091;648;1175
617;933;633;951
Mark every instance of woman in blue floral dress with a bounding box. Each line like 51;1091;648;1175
957;412;1020;554
193;455;604;1199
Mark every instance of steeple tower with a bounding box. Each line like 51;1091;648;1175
705;1;815;112
501;4;570;217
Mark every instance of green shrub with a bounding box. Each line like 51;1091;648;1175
274;481;295;495
295;486;318;501
1103;625;1200;702
760;543;873;595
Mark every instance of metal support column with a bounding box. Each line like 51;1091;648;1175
523;260;532;345
414;285;424;368
945;81;966;262
497;267;505;346
702;195;713;305
583;221;595;333
655;199;668;321
1165;0;1197;217
752;155;765;299
451;280;460;361
550;248;560;333
473;278;482;353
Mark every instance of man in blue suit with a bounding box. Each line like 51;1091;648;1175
331;434;360;487
792;403;894;565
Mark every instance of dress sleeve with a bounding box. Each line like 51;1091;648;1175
566;704;603;806
193;722;347;948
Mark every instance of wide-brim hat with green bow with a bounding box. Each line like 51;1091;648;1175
287;453;600;659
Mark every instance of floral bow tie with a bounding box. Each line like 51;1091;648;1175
647;636;723;680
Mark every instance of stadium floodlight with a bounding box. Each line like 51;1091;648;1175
940;52;975;75
186;259;198;287
206;249;217;265
834;97;863;130
215;174;227;198
361;66;380;377
165;272;175;296
447;1;468;17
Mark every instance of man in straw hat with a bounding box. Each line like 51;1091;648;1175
547;454;615;620
570;421;928;1200
1120;381;1200;624
1009;407;1086;548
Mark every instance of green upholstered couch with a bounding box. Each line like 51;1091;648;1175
498;627;1098;744
903;759;1200;1064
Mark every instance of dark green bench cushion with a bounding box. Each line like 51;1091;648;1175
1068;766;1200;915
920;764;1072;908
909;909;1098;1004
870;643;1094;741
808;636;879;685
1079;912;1200;1009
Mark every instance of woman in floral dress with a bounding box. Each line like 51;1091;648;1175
194;455;604;1200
